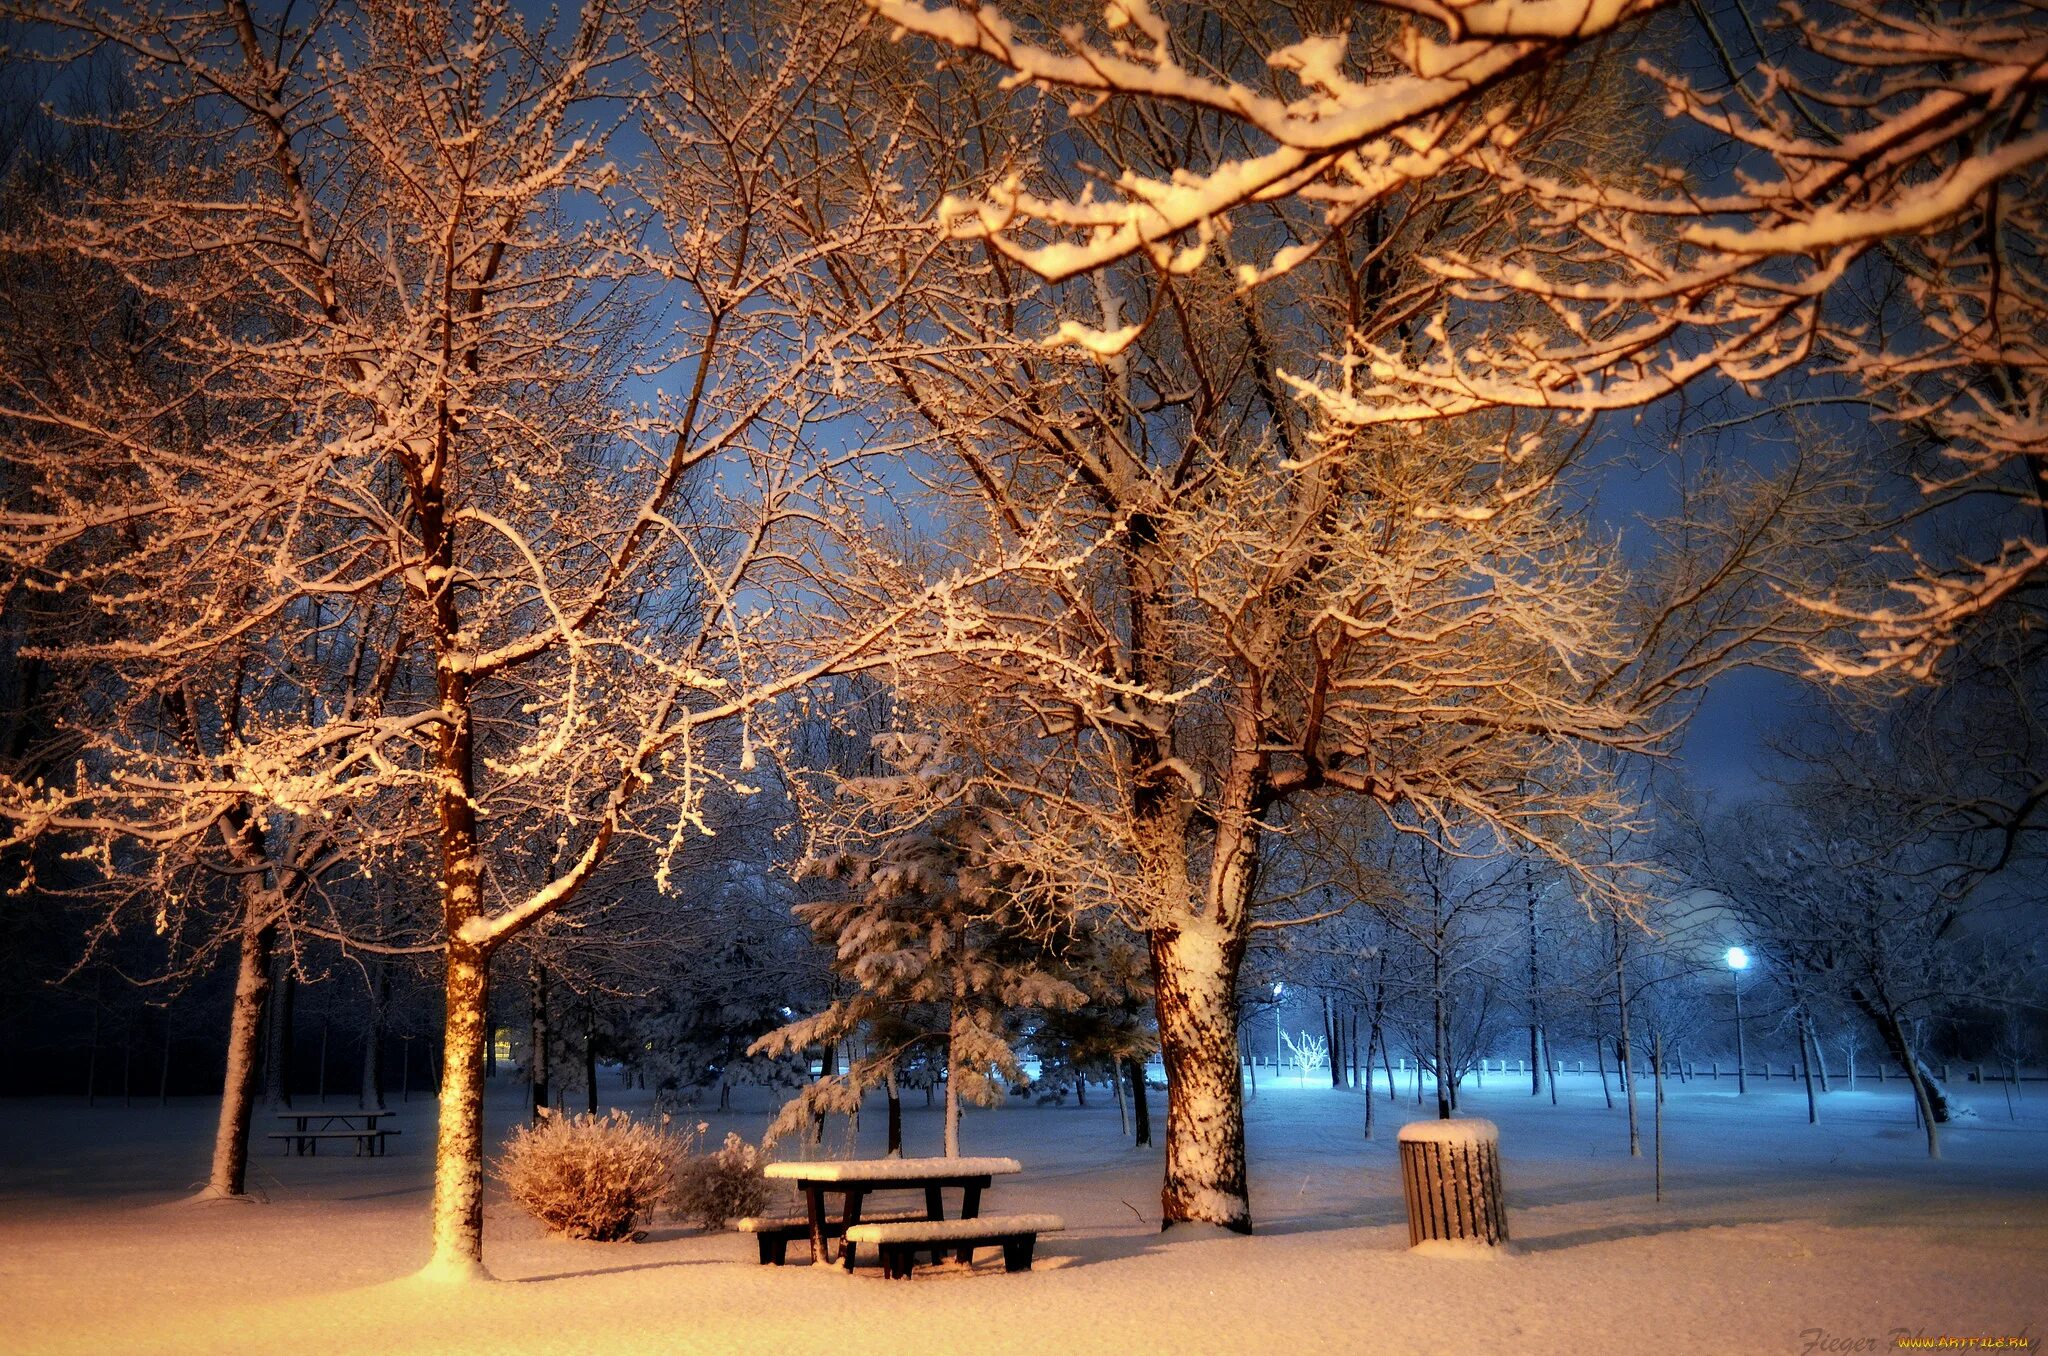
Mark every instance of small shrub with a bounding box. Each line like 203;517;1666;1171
671;1129;769;1230
498;1109;677;1241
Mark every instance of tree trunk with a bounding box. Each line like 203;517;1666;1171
1149;922;1250;1231
813;1038;837;1147
1614;922;1639;1157
425;938;491;1280
583;1001;598;1117
1873;1009;1947;1157
1798;1009;1819;1125
886;1067;903;1156
1126;1055;1153;1148
158;1013;173;1108
1653;1028;1665;1203
1326;996;1344;1089
943;1046;962;1158
1361;1022;1380;1139
265;961;296;1108
204;909;275;1198
1858;993;1952;1122
1432;982;1451;1121
1113;1057;1129;1135
1596;1033;1613;1109
360;957;389;1111
1619;1037;1640;1157
944;942;966;1157
1526;872;1544;1095
529;960;549;1122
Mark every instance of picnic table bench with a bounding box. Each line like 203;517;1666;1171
759;1156;1022;1271
735;1210;925;1266
844;1213;1065;1278
266;1109;401;1157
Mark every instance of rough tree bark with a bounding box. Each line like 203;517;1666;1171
204;905;276;1198
1149;918;1250;1231
426;936;490;1279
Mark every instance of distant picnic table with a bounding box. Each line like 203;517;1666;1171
760;1156;1021;1271
267;1109;401;1157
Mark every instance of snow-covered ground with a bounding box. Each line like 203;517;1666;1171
4;1072;2042;1355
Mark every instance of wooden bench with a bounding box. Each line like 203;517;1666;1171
265;1128;400;1157
842;1213;1064;1278
735;1211;927;1265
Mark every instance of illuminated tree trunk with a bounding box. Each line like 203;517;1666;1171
422;577;494;1279
426;935;490;1279
205;902;275;1198
1149;919;1250;1232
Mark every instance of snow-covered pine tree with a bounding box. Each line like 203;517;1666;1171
755;736;1083;1156
1026;922;1155;1139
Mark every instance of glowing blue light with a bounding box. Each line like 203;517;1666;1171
1726;946;1751;971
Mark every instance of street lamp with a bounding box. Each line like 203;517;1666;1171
1273;983;1285;1075
1726;946;1751;1094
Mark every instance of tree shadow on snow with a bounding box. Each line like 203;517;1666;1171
509;1257;723;1284
1512;1214;1770;1254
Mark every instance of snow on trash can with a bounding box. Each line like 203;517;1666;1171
1397;1117;1508;1253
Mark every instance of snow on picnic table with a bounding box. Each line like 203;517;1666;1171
2;1075;2043;1356
844;1213;1063;1244
763;1156;1021;1181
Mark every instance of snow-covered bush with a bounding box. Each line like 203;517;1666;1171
497;1110;678;1242
670;1130;769;1230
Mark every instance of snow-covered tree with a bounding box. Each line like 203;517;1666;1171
0;0;937;1278
796;0;1868;1232
1026;920;1156;1142
870;0;2047;674
756;737;1085;1156
1665;752;2012;1158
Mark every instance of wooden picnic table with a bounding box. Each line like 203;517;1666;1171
269;1109;401;1156
761;1156;1022;1270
